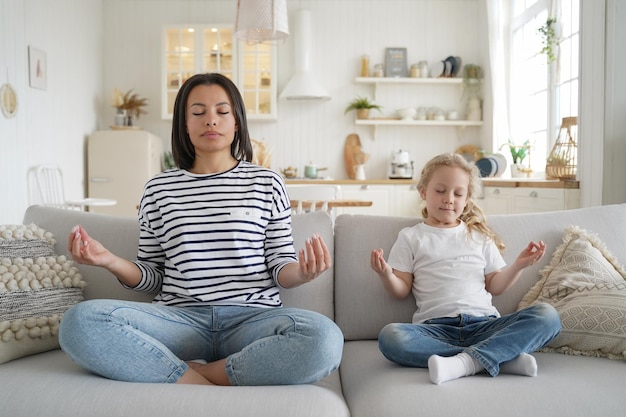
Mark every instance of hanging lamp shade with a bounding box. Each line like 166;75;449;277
234;0;289;44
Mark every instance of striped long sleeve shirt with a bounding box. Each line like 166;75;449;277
129;161;297;308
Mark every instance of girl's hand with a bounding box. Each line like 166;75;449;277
370;248;392;276
516;240;547;269
370;248;413;299
67;225;115;267
297;233;332;282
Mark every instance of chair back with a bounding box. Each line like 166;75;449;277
286;184;341;214
34;165;67;208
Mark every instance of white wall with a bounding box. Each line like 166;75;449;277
602;0;626;204
0;0;103;223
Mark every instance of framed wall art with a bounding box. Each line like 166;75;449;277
384;47;408;78
28;46;47;90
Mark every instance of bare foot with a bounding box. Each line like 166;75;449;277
176;367;214;385
186;359;231;386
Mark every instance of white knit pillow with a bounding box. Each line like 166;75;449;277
0;224;86;364
518;226;626;361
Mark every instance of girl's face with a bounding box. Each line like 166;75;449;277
420;166;470;227
185;84;238;161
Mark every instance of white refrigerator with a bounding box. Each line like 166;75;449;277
87;130;164;217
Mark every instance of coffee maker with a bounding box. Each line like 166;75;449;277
388;149;415;179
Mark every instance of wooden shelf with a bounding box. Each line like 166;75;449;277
355;119;483;127
355;77;463;85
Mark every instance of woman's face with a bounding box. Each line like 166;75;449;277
185;83;238;160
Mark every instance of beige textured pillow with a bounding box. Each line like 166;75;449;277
518;226;626;361
0;224;86;364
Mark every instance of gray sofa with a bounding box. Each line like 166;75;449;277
2;204;625;417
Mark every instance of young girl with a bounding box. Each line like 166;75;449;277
59;73;343;386
370;153;561;384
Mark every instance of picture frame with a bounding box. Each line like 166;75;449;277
384;47;408;78
28;46;47;90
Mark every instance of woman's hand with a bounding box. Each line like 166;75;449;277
67;225;115;267
297;233;332;282
278;233;332;288
67;225;142;287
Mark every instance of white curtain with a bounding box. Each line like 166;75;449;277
485;0;510;153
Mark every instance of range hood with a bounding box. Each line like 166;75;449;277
280;9;331;101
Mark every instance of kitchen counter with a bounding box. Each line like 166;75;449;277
285;178;580;189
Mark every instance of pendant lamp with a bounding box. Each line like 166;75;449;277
234;0;289;44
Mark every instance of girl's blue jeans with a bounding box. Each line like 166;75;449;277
59;299;344;385
378;303;561;376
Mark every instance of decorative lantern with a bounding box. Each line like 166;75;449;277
546;117;577;180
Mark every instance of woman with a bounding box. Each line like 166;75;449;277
59;73;343;386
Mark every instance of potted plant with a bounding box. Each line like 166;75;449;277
344;96;382;120
508;139;529;177
539;17;559;64
462;64;482;99
461;64;483;121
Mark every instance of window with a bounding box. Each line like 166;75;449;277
162;25;277;121
507;0;579;174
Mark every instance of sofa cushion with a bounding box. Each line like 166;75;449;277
0;224;86;364
340;340;625;417
518;225;626;361
334;214;419;340
279;210;335;319
0;350;349;417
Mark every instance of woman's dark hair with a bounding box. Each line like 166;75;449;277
171;73;253;169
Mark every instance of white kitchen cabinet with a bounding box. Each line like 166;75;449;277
336;184;420;217
162;25;276;121
480;186;580;215
510;187;580;214
337;184;392;216
478;187;512;215
394;183;421;217
286;181;580;219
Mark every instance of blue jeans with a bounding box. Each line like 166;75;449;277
59;299;343;385
378;303;561;376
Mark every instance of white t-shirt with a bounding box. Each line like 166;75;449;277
387;221;506;323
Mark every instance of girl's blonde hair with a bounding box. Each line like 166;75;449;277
416;153;505;251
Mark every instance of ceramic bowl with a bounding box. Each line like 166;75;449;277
397;108;416;120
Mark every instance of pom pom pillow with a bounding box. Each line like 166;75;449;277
518;226;626;361
0;224;86;364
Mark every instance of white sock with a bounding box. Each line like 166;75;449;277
428;353;485;385
500;353;537;377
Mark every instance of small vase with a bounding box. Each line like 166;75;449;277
511;164;522;178
114;109;126;126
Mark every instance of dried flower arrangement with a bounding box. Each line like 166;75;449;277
111;88;148;119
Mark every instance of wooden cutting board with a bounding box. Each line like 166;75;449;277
343;133;369;179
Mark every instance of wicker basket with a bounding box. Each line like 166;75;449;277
546;117;577;180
